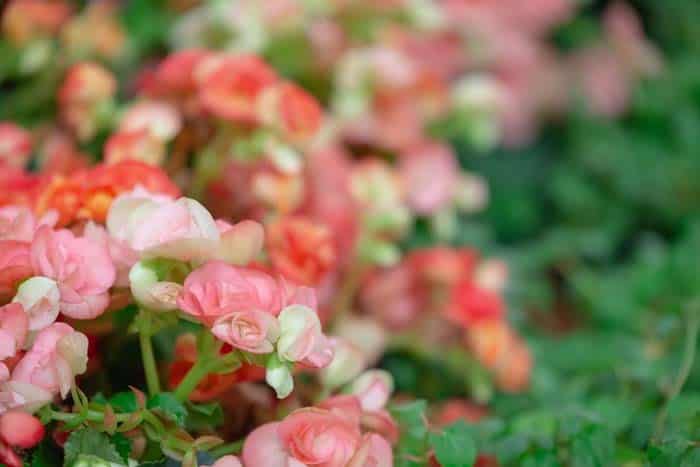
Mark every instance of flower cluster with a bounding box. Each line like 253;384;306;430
361;246;531;393
0;0;598;464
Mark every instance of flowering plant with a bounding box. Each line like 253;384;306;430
0;0;690;466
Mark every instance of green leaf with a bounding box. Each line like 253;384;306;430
109;392;139;413
30;438;63;467
147;392;187;427
185;401;224;431
111;433;132;463
390;400;429;467
63;427;124;467
429;421;477;467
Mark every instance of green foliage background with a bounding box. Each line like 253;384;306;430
427;0;700;464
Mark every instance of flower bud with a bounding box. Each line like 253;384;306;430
129;261;183;311
57;331;89;376
12;276;60;331
276;305;322;363
0;411;44;449
475;259;508;293
320;338;366;389
265;354;293;399
351;370;394;412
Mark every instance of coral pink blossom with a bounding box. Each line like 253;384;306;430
360;263;425;330
399;142;459;215
119;100;182;142
0;241;33;301
11;323;88;400
104;129;165;166
30;225;116;319
267;216;337;286
0;411;44;448
153;49;211;96
198;54;279;123
242;423;304;467
259;82;323;143
434;400;489;426
83;222;138;288
0;123;32;169
58;62;116;107
58;62;117;140
446;280;505;328
407;247;477;285
278;408;361;466
2;0;70;47
0;304;28;361
178;261;282;325
349;433;393;467
466;320;532;392
211;309;280;353
0;206;57;242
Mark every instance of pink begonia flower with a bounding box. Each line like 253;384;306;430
320;338;366;389
321;385;399;444
399;142;459;215
178;261;282;325
347;433;393;467
107;189;263;264
316;395;363;424
278;408;362;467
0;304;28;360
359;409;400;445
243;408;362;467
0;241;33;301
0;380;52;414
0;365;8;383
30;226;116;319
242;422;305;467
350;370;394;412
211;309;280;354
0;207;57;242
119;100;182;142
214;219;265;266
11;323;88;400
12;276;60;331
277;305;334;368
83;221;139;288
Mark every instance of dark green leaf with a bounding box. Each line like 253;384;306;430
109;392;139;413
429;421;476;467
147;393;187;427
63;427;124;467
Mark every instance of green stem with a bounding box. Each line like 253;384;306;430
139;310;161;395
49;409;132;424
209;439;244;458
174;333;241;402
173;357;213;403
653;301;700;441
